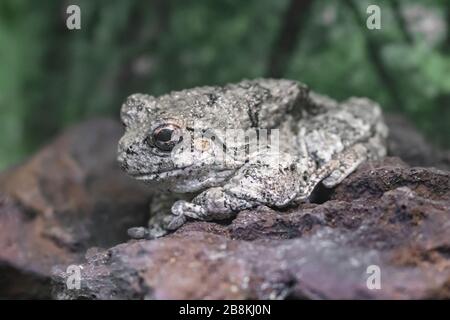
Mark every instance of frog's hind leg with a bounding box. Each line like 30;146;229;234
321;143;368;188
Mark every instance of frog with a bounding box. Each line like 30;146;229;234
117;78;388;239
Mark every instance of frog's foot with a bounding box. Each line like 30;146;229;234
127;226;149;239
171;200;208;220
166;213;187;231
127;224;170;240
170;187;252;226
148;223;171;238
322;143;367;188
127;211;184;239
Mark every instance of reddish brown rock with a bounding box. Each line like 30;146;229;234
0;119;151;298
53;157;450;300
1;117;449;299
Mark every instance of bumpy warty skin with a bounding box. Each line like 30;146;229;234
117;78;388;238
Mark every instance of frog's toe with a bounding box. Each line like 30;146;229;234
171;200;207;219
166;214;187;231
127;226;149;239
171;200;188;216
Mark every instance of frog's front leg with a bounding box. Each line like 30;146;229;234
171;187;253;222
170;152;311;227
128;192;192;239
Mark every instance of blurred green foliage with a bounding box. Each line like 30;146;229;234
0;0;449;169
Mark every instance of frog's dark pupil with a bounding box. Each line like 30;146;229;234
156;128;173;142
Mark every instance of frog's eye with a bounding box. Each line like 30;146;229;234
150;124;183;151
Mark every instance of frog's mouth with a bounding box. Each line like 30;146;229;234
130;167;191;181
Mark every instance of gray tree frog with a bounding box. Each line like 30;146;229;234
118;79;388;238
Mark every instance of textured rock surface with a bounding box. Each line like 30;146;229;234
52;157;450;299
386;114;450;170
1;116;449;299
0;119;151;298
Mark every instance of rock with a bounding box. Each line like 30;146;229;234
1;117;449;299
0;119;151;298
386;114;449;170
53;157;450;300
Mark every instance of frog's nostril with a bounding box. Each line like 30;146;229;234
126;145;137;155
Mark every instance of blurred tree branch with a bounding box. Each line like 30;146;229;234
390;0;413;44
117;0;171;93
22;1;72;150
444;0;450;53
266;0;314;78
344;0;405;111
433;0;450;146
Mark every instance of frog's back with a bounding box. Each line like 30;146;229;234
157;78;311;130
297;95;388;167
154;79;388;166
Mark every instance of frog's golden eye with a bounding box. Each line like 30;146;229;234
151;124;183;151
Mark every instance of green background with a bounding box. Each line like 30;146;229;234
0;0;449;169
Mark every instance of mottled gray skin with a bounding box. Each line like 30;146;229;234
118;79;388;238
